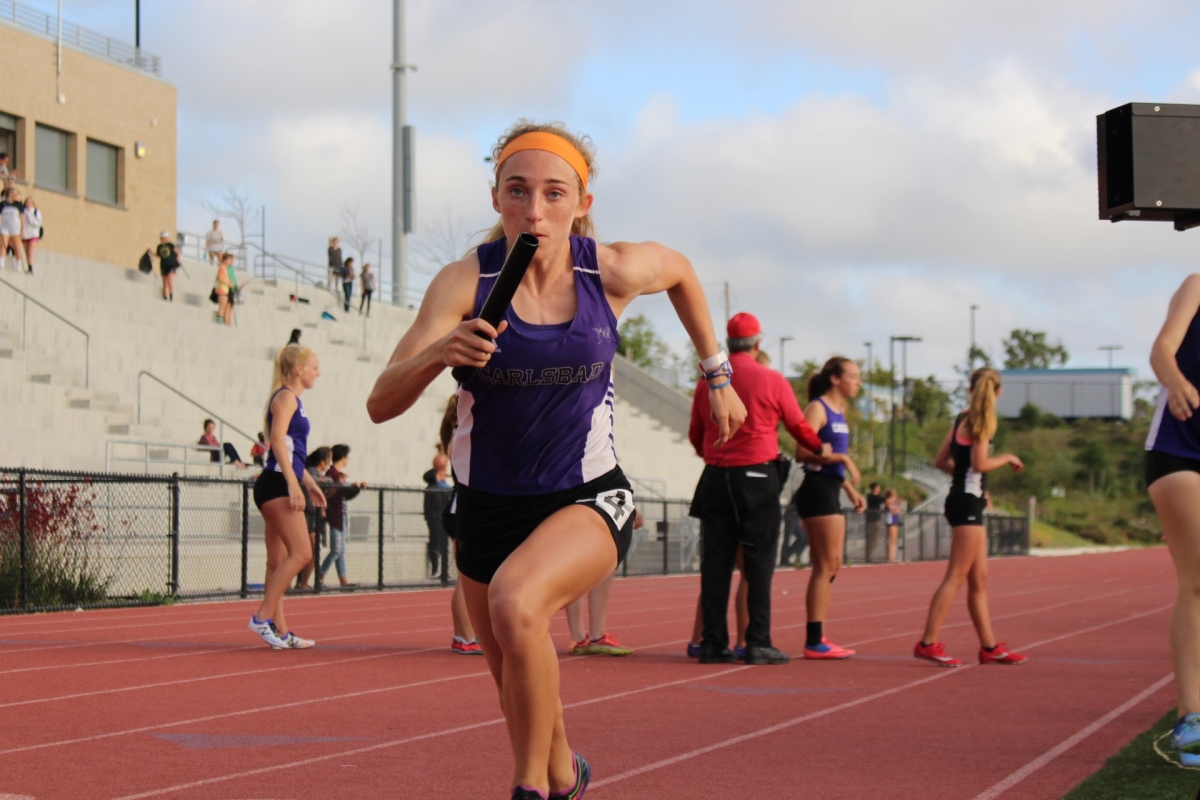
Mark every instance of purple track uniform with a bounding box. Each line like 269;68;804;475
253;388;311;509
452;235;635;583
1146;307;1200;485
794;398;850;519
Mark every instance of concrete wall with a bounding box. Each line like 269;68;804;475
0;21;176;269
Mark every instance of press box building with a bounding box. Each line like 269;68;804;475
0;4;175;268
997;369;1134;421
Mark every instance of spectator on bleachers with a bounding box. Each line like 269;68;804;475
0;153;12;190
204;220;225;265
341;257;355;313
250;432;268;467
198;419;246;468
327;237;343;288
297;446;332;591
318;444;366;589
360;262;375;316
423;452;453;579
155;231;180;302
0;187;24;272
20;196;40;275
214;252;237;325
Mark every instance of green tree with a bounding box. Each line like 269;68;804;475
908;376;951;426
1018;401;1042;429
1002;329;1069;370
789;359;823;404
617;314;671;369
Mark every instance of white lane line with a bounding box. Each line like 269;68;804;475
104;665;752;800
970;673;1175;800
588;603;1173;790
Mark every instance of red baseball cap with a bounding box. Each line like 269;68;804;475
727;312;762;340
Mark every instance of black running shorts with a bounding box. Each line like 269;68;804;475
1145;449;1200;488
253;469;291;510
944;492;986;527
454;467;635;584
792;471;844;519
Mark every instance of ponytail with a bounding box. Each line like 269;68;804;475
264;344;314;436
439;394;459;455
807;356;851;402
966;367;1001;442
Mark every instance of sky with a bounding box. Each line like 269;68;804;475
54;0;1200;383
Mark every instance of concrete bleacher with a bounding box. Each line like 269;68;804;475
0;250;704;496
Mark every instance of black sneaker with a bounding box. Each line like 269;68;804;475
743;645;790;665
697;643;738;664
512;787;547;800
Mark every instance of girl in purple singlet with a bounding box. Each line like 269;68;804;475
368;122;746;800
248;345;326;650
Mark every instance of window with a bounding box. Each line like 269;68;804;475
0;112;16;172
35;124;71;193
86;139;120;205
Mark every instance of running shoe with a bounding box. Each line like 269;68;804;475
272;631;315;649
549;752;591;799
913;641;962;667
743;645;790;665
585;633;633;656
1173;713;1200;766
512;787;548;800
978;642;1027;665
451;639;483;655
247;615;286;648
803;638;855;660
734;645;746;660
686;642;701;659
569;637;590;656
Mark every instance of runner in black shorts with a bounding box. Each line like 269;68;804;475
367;121;745;800
915;367;1026;668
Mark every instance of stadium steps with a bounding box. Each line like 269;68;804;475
0;252;705;496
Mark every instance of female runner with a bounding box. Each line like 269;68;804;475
1146;275;1200;764
792;356;865;660
915;367;1026;667
248;344;325;649
367;121;745;799
437;394;482;655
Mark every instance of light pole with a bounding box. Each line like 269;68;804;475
864;340;873;469
890;336;921;475
779;336;794;375
391;0;416;307
969;304;979;370
1099;344;1123;369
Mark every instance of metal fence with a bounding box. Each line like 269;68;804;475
0;0;162;76
0;468;1029;614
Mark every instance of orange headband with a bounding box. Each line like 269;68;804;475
495;131;589;191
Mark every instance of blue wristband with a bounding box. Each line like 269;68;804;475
708;378;731;390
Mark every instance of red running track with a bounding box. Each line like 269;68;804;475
0;548;1176;799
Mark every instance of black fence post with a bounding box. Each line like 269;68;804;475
169;473;181;597
240;482;250;599
661;499;669;575
919;515;926;561
377;489;385;591
439;493;450;587
17;468;27;610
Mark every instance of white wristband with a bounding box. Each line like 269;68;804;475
700;351;728;371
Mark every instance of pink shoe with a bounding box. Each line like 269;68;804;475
803;637;855;660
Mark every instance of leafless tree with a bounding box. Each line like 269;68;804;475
339;206;378;267
202;186;260;246
411;205;475;274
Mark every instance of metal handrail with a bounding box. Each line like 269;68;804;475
105;439;227;477
0;0;162;76
0;275;89;387
136;371;259;456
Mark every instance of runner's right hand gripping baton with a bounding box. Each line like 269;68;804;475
451;232;540;385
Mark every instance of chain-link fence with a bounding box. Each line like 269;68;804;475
0;468;1028;613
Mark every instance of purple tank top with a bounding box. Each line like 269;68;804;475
804;397;850;480
452;235;620;495
1147;307;1200;459
264;388;310;477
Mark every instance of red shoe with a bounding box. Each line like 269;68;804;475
979;642;1027;665
451;638;484;655
585;633;634;656
914;641;962;667
803;638;855;659
569;637;590;656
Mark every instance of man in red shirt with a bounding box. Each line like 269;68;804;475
689;313;826;665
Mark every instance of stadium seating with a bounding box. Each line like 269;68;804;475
0;250;704;496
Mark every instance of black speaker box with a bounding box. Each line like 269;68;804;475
1098;102;1200;230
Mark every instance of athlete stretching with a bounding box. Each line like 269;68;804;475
368;121;745;799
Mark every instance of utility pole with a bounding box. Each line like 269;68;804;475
779;336;793;376
723;281;730;326
864;340;874;469
889;338;896;476
969;304;979;370
1099;344;1123;369
135;0;140;49
892;336;922;474
391;0;414;307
